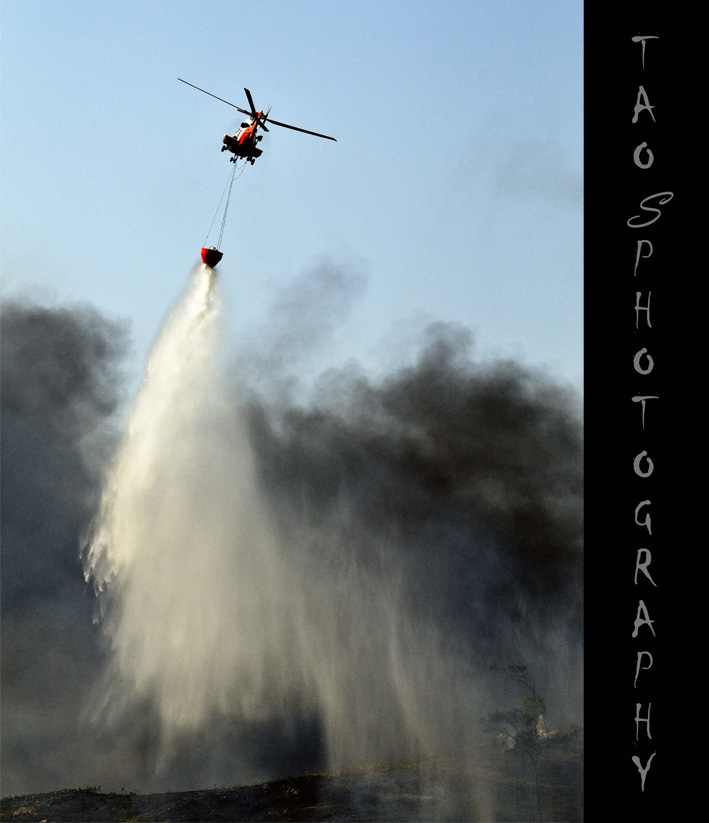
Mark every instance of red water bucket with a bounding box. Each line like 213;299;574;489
201;247;223;267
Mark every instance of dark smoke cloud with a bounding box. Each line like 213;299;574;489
1;275;582;796
248;318;583;651
1;301;129;599
1;301;129;793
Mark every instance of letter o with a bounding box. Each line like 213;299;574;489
634;451;654;478
634;348;654;375
633;142;655;169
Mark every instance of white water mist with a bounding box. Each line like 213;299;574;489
82;267;300;741
83;266;490;801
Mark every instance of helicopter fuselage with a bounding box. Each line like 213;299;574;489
221;116;264;163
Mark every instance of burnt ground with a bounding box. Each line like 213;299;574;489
1;734;583;822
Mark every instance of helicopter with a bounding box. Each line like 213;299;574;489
178;79;337;164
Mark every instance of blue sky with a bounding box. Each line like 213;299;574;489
1;0;583;393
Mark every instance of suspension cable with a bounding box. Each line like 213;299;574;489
218;161;240;249
203;160;245;248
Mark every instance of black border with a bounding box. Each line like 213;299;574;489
585;6;682;815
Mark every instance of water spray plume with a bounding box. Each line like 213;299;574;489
82;266;294;743
81;266;490;777
75;263;581;818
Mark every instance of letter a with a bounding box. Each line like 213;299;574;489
632;599;656;638
632;86;656;123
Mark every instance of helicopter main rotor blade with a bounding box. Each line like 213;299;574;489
244;88;258;118
180;79;336;141
263;117;337;141
178;79;251;116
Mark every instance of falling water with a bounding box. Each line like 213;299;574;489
81;266;509;816
82;267;299;740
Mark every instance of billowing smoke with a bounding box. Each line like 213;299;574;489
1;300;129;792
1;265;582;803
